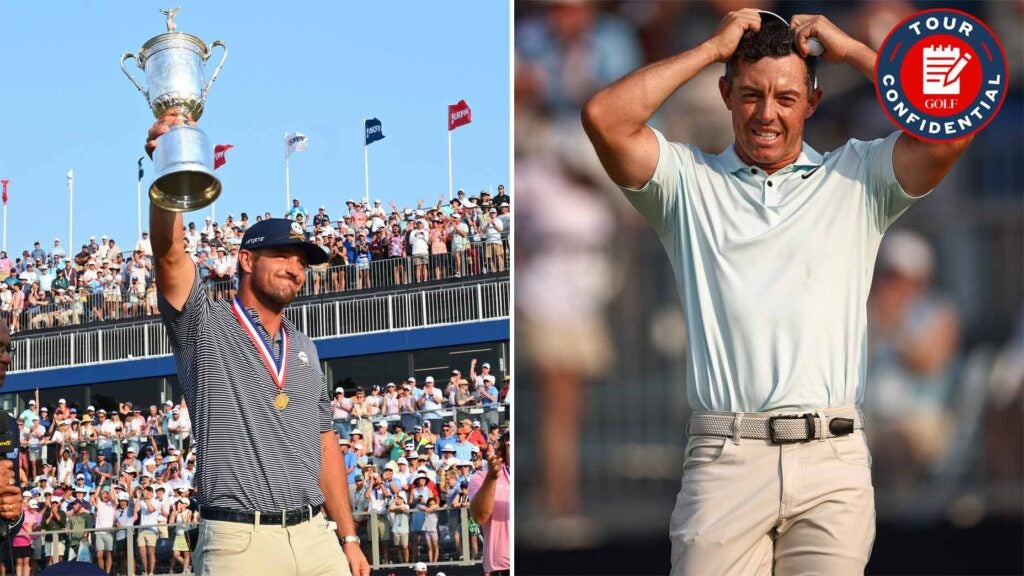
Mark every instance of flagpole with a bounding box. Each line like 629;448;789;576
67;170;74;252
363;119;370;207
137;158;143;239
1;180;7;252
448;130;453;200
285;133;291;213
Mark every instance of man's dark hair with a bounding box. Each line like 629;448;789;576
724;17;817;95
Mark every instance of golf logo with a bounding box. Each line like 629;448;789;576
875;9;1007;141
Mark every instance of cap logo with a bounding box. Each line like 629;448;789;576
245;236;264;246
290;222;305;241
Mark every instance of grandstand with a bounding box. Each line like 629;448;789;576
2;196;510;575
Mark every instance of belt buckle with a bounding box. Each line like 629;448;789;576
768;413;816;444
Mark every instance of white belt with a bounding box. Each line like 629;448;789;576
688;406;864;444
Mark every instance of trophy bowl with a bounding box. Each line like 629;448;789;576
121;8;227;212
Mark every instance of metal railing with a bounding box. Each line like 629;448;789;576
18;432;191;478
18;505;484;575
21;521;198;576
354;506;484;570
10;280;509;373
6;239;510;334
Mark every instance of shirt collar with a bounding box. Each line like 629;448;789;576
718;142;824;174
244;305;285;340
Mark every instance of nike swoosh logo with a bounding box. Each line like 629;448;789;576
801;166;823;180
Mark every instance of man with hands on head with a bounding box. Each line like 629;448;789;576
146;113;370;576
582;8;973;575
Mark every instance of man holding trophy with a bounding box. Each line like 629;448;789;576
128;8;370;575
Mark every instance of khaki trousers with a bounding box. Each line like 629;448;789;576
670;407;876;576
194;512;353;576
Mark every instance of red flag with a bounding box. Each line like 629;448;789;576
213;144;234;170
1;180;7;205
448;100;472;131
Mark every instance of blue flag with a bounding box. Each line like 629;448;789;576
365;118;385;146
137;157;145;182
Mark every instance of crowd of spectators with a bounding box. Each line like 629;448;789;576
0;187;511;334
331;361;511;566
9;395;195;575
3;363;510;574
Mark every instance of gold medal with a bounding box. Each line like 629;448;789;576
275;392;289;411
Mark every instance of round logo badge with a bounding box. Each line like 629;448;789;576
875;9;1007;141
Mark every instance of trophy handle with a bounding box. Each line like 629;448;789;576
202;40;228;100
120;52;147;97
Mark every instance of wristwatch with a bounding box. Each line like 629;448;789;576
341;535;360;545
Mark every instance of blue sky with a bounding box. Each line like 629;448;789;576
0;1;510;256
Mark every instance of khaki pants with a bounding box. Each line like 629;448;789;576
194;512;352;576
670;407;875;575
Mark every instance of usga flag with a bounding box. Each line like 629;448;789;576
365;118;385;146
448;100;472;131
214;144;234;169
1;180;8;205
285;133;308;158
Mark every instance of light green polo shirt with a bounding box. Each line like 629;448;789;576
624;127;922;413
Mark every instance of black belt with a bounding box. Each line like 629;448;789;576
201;504;321;527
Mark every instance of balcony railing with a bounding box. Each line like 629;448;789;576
8;239;510;334
10;280;509;373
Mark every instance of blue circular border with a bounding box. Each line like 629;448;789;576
874;9;1008;141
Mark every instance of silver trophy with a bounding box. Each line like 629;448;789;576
121;7;228;212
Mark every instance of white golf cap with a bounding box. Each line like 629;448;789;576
414;562;428;571
880;229;934;280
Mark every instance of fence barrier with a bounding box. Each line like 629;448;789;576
18;504;483;575
10;280;509;374
6;239;510;334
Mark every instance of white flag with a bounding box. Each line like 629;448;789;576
285;132;308;158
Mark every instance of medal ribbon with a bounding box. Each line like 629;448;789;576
231;297;288;392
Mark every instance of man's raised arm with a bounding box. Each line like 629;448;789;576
791;14;974;197
582;8;763;189
145;116;196;311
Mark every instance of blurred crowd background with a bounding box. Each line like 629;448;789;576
513;1;1022;573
